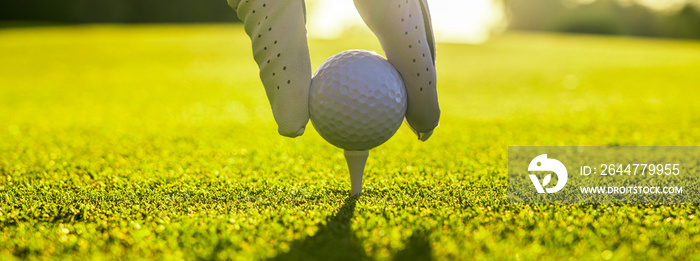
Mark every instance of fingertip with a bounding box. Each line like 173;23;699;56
278;125;305;138
417;129;433;141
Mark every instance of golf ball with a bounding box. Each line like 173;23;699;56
309;50;407;151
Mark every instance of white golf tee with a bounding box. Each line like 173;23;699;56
344;150;369;196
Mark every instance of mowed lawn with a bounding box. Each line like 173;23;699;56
1;25;700;260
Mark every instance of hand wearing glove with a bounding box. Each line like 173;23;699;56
229;0;440;141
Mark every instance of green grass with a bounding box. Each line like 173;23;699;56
1;24;700;260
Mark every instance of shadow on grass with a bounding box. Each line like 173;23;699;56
391;231;433;261
269;196;368;261
268;196;433;261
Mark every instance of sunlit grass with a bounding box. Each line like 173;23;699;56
1;25;699;260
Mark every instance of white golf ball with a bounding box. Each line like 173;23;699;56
309;50;407;151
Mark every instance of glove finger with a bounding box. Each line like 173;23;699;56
230;0;311;137
354;0;440;141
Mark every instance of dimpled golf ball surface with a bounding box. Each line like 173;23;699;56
310;50;407;151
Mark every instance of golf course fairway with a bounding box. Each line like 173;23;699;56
1;25;699;260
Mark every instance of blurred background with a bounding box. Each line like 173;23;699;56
2;0;699;43
1;2;699;259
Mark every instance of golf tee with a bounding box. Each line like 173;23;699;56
344;150;369;196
